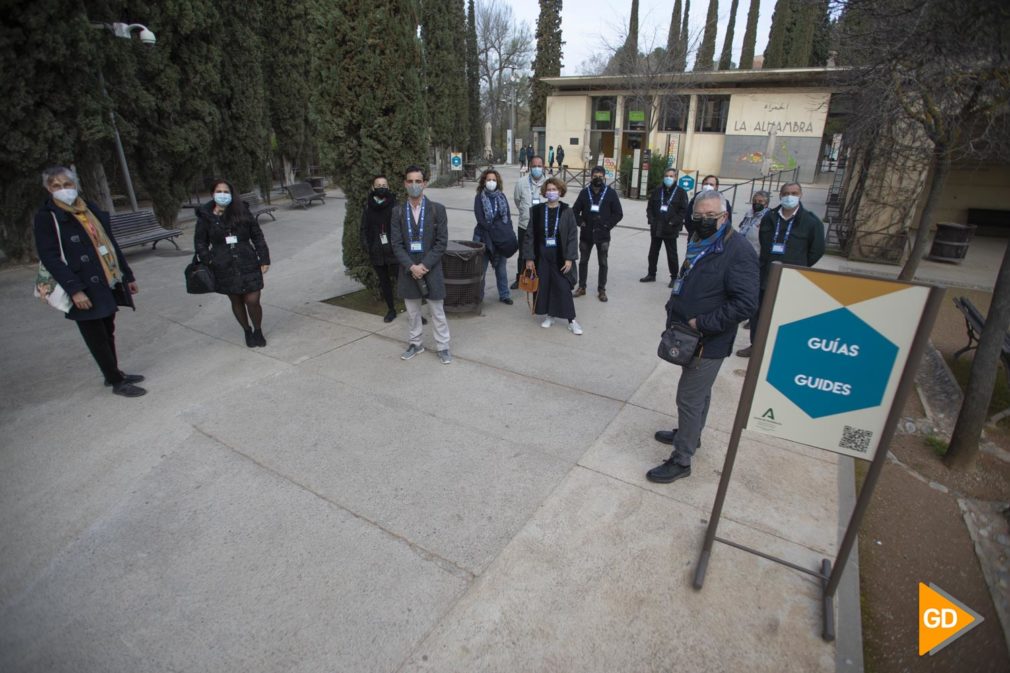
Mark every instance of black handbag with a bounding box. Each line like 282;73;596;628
185;254;215;294
658;322;703;365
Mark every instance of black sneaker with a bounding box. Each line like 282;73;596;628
668;278;676;288
646;459;691;483
244;327;255;348
500;297;514;305
105;373;145;386
383;309;397;323
111;382;147;398
639;274;656;282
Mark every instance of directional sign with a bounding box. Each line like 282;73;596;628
450;152;463;171
677;174;695;191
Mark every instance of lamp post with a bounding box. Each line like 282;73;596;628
507;70;519;165
91;22;156;212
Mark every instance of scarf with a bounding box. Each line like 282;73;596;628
738;207;767;237
53;198;122;286
480;189;508;227
684;221;730;265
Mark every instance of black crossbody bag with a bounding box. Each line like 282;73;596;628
658;321;703;366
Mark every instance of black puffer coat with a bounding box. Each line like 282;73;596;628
360;195;399;266
194;201;270;295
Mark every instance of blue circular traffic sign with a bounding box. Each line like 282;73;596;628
678;175;695;191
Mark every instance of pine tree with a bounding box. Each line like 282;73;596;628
312;0;428;289
531;0;563;127
666;0;683;71
694;0;718;71
609;0;640;74
466;0;483;158
718;0;740;69
676;0;691;70
763;0;793;68
422;0;469;175
739;0;761;69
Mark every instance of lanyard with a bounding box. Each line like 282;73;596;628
773;213;795;246
677;246;716;284
407;197;426;242
660;186;678;208
544;206;559;238
587;185;607;206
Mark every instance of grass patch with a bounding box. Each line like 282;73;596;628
924;434;949;457
945;354;1010;428
322;288;403;317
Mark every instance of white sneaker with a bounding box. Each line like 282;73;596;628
541;316;554;328
568;320;583;335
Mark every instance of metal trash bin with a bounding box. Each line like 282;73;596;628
442;240;485;313
927;222;977;263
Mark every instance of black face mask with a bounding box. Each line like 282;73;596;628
591;176;604;187
370;187;392;204
752;202;766;211
693;216;720;239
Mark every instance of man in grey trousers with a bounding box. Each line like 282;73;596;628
647;191;758;483
391;164;452;364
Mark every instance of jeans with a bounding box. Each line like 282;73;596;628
482;252;511;301
578;240;609;290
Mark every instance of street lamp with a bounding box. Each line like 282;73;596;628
507;70;519;165
91;21;156;212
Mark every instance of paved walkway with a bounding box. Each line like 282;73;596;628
0;168;1002;672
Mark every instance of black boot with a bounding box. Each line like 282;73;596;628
244;327;255;348
252;328;267;347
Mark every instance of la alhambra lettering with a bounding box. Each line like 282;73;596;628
733;120;815;134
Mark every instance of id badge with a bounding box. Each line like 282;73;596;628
659;205;669;213
771;242;786;255
545;237;557;248
98;245;110;255
225;235;238;245
672;279;684;295
532;198;541;205
379;234;389;245
410;241;423;253
590;204;601;213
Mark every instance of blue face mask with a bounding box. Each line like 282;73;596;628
530;167;543;179
662;176;675;188
780;195;800;210
214;192;232;207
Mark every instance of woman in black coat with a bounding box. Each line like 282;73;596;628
523;177;582;335
33;165;145;397
360;174;399;322
194;179;271;347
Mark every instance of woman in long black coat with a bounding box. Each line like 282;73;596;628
523;177;582;335
360;174;399;322
194;179;271;347
33;165;146;397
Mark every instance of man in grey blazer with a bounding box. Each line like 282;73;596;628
391;165;452;364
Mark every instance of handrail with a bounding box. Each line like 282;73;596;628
717;166;801;216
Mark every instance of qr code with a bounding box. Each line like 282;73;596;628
840;425;873;453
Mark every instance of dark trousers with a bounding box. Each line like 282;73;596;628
515;227;527;281
77;315;123;384
749;287;766;345
374;263;397;310
647;236;679;278
578;240;609;290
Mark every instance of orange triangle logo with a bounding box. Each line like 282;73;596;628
918;582;984;655
798;269;910;306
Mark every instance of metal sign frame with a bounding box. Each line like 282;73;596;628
692;262;945;641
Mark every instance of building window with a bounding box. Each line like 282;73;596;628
591;96;616;131
623;97;650;131
695;95;730;133
658;95;689;132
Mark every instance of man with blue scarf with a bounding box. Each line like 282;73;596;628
646;191;759;484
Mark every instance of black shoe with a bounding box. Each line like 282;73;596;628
422;317;428;325
500;297;514;305
668;278;676;289
105;373;145;386
639;274;656;282
253;329;267;347
736;346;752;357
742;320;751;329
646;458;691;483
244;327;255;347
510;280;519;290
111;382;147;398
383;309;397;323
654;429;701;449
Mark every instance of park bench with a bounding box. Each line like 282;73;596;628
240;191;277;223
284;181;326;209
109;209;181;250
952;296;1010;423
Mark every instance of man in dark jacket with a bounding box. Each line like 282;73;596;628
646;191;759;484
738;182;825;358
641;166;688;288
572;165;623;302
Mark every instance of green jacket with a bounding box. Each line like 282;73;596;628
758;204;825;287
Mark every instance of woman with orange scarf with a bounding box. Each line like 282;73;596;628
33;166;145;397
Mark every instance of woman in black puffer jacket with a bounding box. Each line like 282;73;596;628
194;179;271;347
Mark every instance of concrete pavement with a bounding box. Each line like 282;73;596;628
0;166;1002;672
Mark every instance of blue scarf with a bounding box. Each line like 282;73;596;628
685;222;730;264
480;190;508;227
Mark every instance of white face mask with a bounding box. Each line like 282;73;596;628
485;180;497;192
53;188;78;205
702;183;716;191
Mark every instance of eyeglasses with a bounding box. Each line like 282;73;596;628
691;212;725;221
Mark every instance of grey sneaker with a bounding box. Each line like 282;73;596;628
437;349;452;365
401;344;425;360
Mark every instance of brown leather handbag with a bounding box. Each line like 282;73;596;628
518;266;539;293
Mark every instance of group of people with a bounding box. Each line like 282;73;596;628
518;144;564;176
35;160;825;491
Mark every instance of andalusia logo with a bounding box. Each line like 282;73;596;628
761;408;775;420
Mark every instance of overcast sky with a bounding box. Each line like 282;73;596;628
507;0;774;74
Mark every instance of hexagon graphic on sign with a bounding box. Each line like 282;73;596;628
767;308;899;419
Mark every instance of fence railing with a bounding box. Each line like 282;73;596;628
718;166;801;214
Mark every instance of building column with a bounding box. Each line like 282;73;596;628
682;94;698;174
614;95;624;160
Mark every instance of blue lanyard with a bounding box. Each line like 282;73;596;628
587;185;607;206
661;186;678;207
544;206;559;239
407;198;425;242
677;246;716;283
773;213;794;246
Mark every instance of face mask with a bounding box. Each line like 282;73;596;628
485;180;497;192
752;202;766;212
591;176;604;187
214;193;232;207
53;188;78;206
371;187;391;204
530;167;543;179
701;183;716;191
693;216;721;239
662;177;675;188
780;195;800;209
545;191;560;202
406;184;424;198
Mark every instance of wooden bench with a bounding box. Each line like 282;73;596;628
284;181;326;209
109;209;181;250
240;191;278;223
952;296;1010;422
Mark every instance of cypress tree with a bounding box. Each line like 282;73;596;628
608;0;640;74
763;0;792;68
739;0;761;69
718;0;740;69
676;0;691;70
666;0;683;71
312;0;427;289
422;0;469;174
466;0;482;158
694;0;718;71
810;0;833;66
785;0;818;67
531;0;563;127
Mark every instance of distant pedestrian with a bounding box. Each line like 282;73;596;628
512;155;548;289
195;179;271;348
572;165;623;302
524;177;582;335
555;145;565;172
33;165;146;397
641;167;688;288
473;168;515;306
548;145;555;174
518;146;527;173
360;174;399;323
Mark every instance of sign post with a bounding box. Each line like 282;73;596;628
693;264;945;640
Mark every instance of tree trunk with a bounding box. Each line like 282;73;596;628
898;148;949;281
944;239;1010;469
281;156;296;187
77;153;115;214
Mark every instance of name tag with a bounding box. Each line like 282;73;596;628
771;242;786;255
659;205;669;213
225;235;238;245
98;245;110;255
379;234;389;245
590;204;601;213
672;279;684;295
410;241;423;252
532;198;541;205
545;237;557;248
